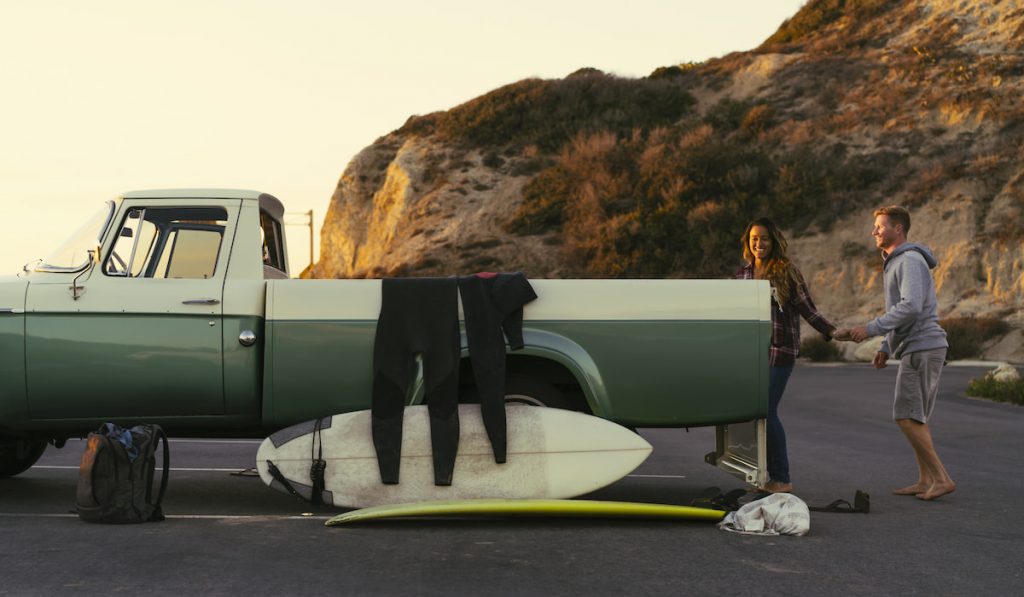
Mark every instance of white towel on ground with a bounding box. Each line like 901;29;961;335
718;493;810;536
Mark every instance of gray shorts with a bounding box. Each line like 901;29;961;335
894;347;947;423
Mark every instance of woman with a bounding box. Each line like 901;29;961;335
736;218;837;494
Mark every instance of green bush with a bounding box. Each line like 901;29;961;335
966;375;1024;406
939;317;1011;361
505;166;574;235
801;336;844;362
648;62;702;80
764;0;898;46
704;98;755;132
416;74;696;151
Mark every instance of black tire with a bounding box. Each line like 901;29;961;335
0;437;47;479
502;375;573;409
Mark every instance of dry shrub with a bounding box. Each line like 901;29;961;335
966;375;1024;406
965;153;1004;174
741;104;775;136
769;119;816;145
686;200;724;226
801;336;844;362
679;124;714;150
939;317;1011;360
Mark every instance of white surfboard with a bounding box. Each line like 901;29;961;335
256;404;652;509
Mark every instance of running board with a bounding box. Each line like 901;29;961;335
705;419;767;489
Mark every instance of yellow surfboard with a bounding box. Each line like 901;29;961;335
325;498;726;525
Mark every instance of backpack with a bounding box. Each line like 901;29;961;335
76;423;170;523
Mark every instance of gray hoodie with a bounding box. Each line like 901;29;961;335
865;242;948;359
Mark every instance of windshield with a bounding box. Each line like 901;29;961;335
37;201;115;272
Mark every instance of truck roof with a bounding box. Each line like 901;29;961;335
119;189;284;219
122;188;268;200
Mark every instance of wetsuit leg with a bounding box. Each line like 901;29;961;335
371;371;408;484
425;364;460;486
422;277;461;486
458;275;507;463
458;273;536;463
371;278;420;485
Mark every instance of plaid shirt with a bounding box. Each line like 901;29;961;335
736;263;836;366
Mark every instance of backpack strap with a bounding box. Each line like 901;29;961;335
146;425;170;521
76;433;111;509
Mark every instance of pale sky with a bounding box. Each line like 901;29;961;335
0;0;804;276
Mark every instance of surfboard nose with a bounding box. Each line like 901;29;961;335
514;405;652;497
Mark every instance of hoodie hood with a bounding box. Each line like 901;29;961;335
884;242;938;270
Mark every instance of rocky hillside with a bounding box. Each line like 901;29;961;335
309;0;1024;362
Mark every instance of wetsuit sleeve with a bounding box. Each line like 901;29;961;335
491;273;538;350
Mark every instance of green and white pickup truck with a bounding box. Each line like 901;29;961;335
0;189;771;485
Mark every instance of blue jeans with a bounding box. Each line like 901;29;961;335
767;365;794;484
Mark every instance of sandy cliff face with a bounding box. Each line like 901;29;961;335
314;136;565;279
310;0;1023;361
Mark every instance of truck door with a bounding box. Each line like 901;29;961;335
25;201;240;420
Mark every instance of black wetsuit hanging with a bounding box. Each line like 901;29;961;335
371;277;460;486
457;272;538;463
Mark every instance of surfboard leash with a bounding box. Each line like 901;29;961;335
309;417;328;506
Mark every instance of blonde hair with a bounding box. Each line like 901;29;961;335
874;205;911;235
741;217;802;306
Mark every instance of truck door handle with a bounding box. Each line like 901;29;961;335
182;298;221;305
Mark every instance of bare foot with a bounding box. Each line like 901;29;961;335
893;483;929;496
764;481;793;494
917;481;956;501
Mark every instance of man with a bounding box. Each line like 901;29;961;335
835;206;955;501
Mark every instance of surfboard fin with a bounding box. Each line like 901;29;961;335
266;459;302;499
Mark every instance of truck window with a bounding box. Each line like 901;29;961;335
260;209;285;273
104;207;228;279
36;201;115;272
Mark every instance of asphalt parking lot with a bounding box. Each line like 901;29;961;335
2;364;1021;596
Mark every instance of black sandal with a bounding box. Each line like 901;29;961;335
690;487;749;512
810;490;870;513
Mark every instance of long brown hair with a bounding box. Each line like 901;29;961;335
741;217;802;306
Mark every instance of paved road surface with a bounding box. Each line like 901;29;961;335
1;364;1021;596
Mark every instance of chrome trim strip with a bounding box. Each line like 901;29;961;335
0;308;25;314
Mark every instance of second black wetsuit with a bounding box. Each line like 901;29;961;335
457;272;538;463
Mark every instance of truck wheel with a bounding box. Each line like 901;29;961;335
0;437;47;479
503;375;571;410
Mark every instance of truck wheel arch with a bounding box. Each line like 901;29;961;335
456;329;608;416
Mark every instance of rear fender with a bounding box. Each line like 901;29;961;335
408;328;607;417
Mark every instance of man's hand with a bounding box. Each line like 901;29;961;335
832;328;852;341
850;325;870;342
873;351;889;369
